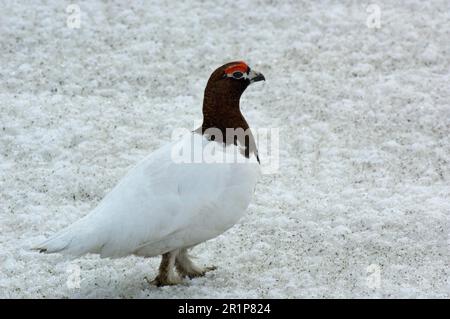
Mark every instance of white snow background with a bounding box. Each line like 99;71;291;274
0;0;449;298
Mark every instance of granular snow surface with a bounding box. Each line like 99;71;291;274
0;0;449;298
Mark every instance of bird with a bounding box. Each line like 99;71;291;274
33;61;265;286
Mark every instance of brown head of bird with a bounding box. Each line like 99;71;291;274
199;61;265;160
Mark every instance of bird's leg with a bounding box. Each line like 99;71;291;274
149;249;183;286
175;248;217;278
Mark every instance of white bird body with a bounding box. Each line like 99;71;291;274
36;132;260;258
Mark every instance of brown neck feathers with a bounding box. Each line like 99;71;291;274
198;78;259;161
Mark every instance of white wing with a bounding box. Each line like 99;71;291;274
34;132;260;258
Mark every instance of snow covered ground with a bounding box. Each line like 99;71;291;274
1;0;449;298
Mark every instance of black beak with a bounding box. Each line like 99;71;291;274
249;70;265;83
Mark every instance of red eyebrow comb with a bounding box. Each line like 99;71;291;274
224;61;248;75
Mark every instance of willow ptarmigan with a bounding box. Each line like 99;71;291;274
34;61;265;286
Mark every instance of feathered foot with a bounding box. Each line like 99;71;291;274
175;248;217;279
148;250;183;286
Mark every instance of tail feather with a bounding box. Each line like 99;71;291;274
33;228;75;254
32;216;106;257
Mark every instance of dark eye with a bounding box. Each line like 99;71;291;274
232;71;243;79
